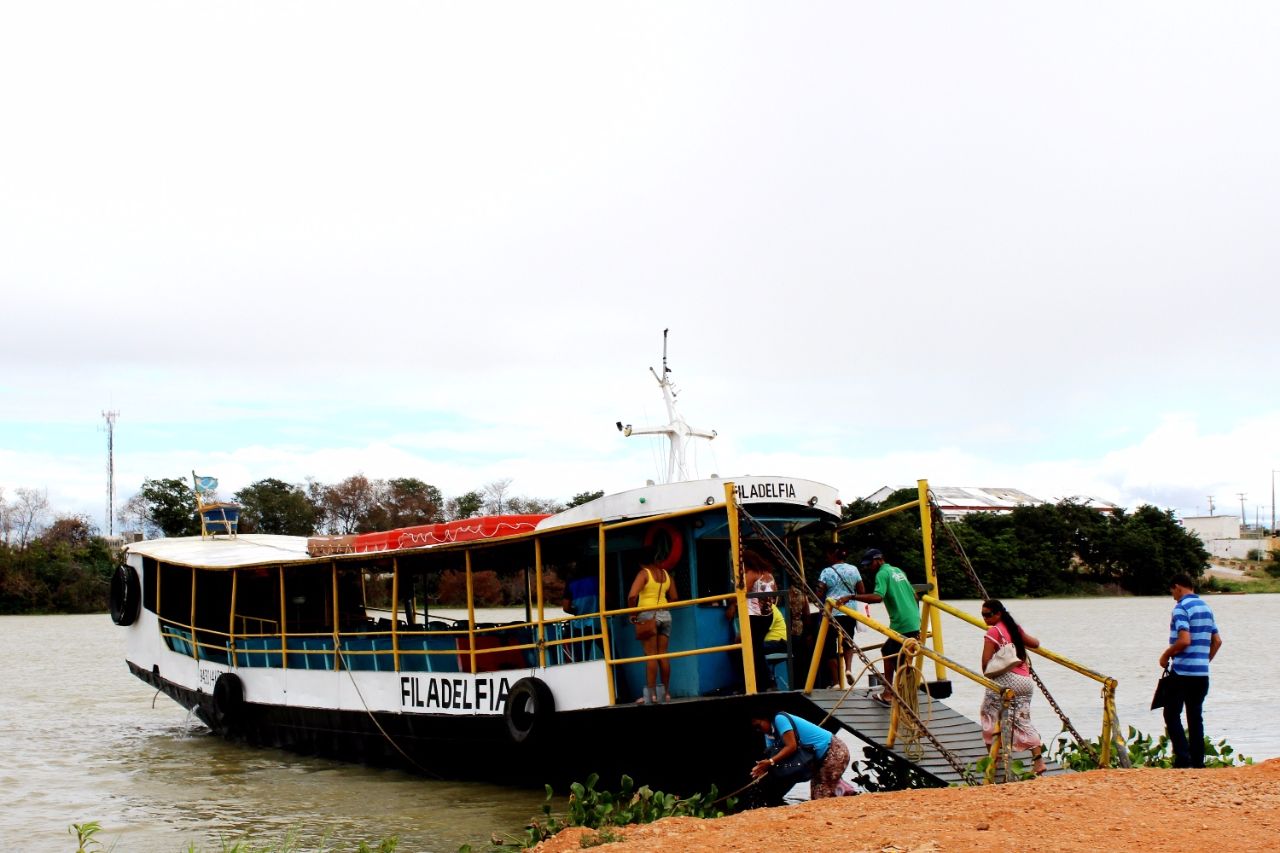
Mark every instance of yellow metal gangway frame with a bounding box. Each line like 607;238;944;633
800;478;1123;771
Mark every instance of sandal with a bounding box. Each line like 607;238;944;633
870;692;892;707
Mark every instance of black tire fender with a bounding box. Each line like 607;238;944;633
109;565;141;626
213;672;245;722
504;677;555;744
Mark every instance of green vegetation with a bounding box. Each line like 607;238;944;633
821;490;1211;597
67;821;398;852
0;474;595;614
1050;726;1252;771
0;516;115;614
461;774;735;851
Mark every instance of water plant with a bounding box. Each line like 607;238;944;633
1050;726;1253;771
461;773;736;851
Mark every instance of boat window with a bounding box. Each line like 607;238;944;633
282;565;333;635
156;561;193;653
234;566;281;637
360;564;395;628
141;557;159;613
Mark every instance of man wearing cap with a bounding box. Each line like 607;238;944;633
859;549;921;705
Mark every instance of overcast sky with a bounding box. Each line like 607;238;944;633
2;2;1278;532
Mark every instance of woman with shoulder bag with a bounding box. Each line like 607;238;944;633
979;599;1046;775
627;543;679;704
749;711;850;799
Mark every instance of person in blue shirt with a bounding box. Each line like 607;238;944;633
1158;573;1223;769
748;711;850;799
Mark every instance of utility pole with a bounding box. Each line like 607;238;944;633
1207;496;1215;516
1272;470;1277;536
103;410;119;538
1237;493;1247;531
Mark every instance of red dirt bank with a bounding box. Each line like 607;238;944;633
533;759;1280;853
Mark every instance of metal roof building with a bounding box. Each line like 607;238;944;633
865;486;1118;519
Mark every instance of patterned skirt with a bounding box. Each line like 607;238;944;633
979;671;1042;752
809;736;851;799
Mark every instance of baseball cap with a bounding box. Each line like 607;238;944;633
859;548;883;567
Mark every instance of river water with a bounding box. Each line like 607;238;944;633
3;595;1277;852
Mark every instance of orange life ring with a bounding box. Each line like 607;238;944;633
643;522;684;571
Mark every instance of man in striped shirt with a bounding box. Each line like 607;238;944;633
1158;573;1223;768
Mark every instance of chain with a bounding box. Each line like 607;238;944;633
930;492;1110;768
737;507;980;786
1026;663;1101;765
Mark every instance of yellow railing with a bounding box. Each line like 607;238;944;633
921;594;1121;766
806;599;1015;782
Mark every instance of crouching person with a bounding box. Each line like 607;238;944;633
749;711;850;801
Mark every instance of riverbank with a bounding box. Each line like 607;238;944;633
532;759;1280;852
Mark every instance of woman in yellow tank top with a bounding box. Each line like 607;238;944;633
627;544;680;704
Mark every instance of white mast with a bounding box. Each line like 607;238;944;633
616;329;717;483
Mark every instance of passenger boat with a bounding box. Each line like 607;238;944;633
111;339;854;792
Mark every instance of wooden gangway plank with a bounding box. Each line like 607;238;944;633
801;687;1063;786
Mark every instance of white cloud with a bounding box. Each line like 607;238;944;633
2;3;1279;532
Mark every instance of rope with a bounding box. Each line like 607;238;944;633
737;507;979;787
335;648;443;779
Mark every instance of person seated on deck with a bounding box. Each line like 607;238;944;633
561;565;601;662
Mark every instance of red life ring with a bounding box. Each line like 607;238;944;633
643;522;684;571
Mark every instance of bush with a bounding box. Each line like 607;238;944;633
1050;726;1252;770
467;774;735;851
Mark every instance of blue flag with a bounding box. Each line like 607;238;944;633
194;475;218;493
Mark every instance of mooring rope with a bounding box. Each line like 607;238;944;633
335;648;443;779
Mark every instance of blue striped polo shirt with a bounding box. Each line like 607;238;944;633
1169;593;1218;677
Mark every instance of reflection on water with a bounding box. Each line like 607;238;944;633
2;596;1276;849
0;615;545;852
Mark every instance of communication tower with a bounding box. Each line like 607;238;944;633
103;410;119;537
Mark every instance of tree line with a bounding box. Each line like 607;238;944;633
0;480;1211;614
118;474;605;538
820;488;1210;597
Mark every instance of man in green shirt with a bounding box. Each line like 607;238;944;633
859;548;921;705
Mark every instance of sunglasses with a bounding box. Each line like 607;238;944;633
981;611;996;618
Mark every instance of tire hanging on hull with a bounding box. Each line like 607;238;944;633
109;565;141;626
213;673;245;730
504;677;555;744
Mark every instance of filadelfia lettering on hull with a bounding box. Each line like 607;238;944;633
734;481;797;501
400;675;512;712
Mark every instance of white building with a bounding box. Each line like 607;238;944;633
1181;515;1257;559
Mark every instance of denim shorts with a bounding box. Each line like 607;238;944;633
637;610;672;636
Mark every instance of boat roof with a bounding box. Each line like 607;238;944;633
126;534;314;568
538;474;840;530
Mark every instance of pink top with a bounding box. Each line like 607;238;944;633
985;621;1031;677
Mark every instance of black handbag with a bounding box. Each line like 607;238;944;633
1150;667;1174;710
764;713;821;784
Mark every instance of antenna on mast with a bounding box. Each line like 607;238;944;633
102;410;119;537
618;330;716;483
